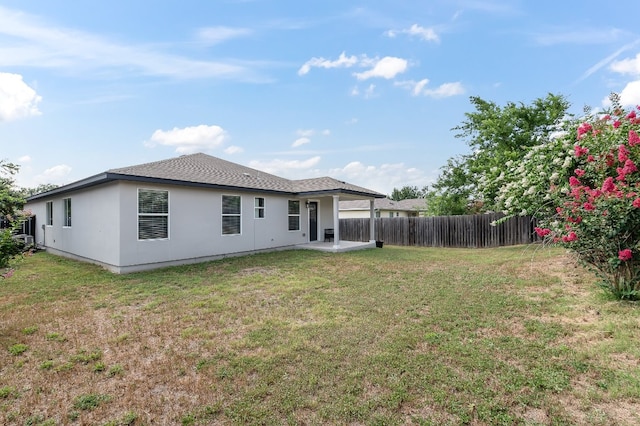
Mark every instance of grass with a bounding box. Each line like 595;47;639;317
0;246;639;424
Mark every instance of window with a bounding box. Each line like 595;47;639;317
63;198;72;227
388;212;394;218
288;200;300;231
46;201;53;226
254;197;265;219
222;195;241;235
138;189;169;240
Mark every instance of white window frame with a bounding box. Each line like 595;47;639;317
222;194;242;235
254;197;265;219
46;201;53;226
63;198;72;227
137;189;169;241
288;200;300;231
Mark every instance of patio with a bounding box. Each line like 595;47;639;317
296;240;377;253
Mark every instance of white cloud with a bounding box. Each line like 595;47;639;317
298;52;359;75
385;24;440;43
619;81;640;107
0;6;255;81
296;129;315;137
364;84;377;98
395;79;465;98
606;51;640;107
224;145;244;154
196;26;253;45
327;161;432;195
145;124;227;154
321;129;331;136
31;164;72;185
248;156;322;175
18;155;32;163
292;137;310;148
354;57;408;80
0;72;42;122
611;52;640;75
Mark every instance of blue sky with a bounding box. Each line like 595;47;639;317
1;1;640;195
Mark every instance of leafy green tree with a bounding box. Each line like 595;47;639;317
432;93;571;214
389;185;427;201
18;183;59;198
0;160;24;216
0;160;28;274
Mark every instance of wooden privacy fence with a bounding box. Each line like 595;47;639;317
339;214;538;248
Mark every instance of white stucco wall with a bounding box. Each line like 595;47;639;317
25;182;121;267
25;182;351;273
115;182;315;271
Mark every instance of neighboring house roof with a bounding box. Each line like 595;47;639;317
339;197;427;212
27;153;386;201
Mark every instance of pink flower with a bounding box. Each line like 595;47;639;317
602;177;617;193
629;130;640;146
574;145;589;157
583;202;596;211
618;144;630;162
587;155;595;163
562;231;578;243
534;227;551;237
575;169;586;177
569;176;581;187
627;110;637;120
633;198;640;208
619;249;633;262
577;123;593;139
623;159;638;174
614;120;622;129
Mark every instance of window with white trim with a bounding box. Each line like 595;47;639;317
254;197;265;219
63;198;72;227
288;200;300;231
138;189;169;240
46;201;53;226
222;195;241;235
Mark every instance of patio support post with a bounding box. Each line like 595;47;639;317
333;195;340;249
369;199;376;243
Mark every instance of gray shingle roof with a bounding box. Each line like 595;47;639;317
28;153;385;200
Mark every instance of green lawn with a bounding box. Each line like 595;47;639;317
1;246;639;425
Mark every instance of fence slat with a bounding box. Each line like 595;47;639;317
340;214;538;248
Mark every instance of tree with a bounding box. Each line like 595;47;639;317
0;160;24;216
389;185;427;201
500;95;640;300
0;160;28;274
18;183;59;198
432;93;571;214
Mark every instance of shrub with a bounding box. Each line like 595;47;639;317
502;95;640;299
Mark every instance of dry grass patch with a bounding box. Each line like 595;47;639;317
1;246;639;424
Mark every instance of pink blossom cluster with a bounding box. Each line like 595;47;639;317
538;105;640;263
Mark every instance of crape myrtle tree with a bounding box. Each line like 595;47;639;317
498;94;640;300
428;93;571;214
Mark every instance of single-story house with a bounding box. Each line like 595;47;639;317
24;153;385;273
339;198;427;218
